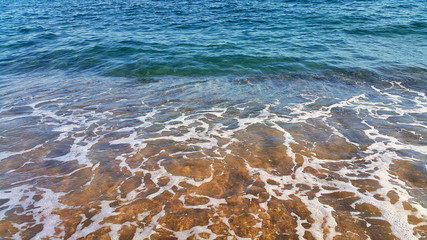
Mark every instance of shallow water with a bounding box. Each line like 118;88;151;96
0;0;427;239
1;71;426;239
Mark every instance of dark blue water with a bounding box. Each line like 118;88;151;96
0;1;427;239
1;0;426;77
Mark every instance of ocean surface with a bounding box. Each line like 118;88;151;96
0;0;426;239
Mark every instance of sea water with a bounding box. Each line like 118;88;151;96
0;0;426;239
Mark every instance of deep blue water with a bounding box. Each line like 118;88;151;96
1;0;426;78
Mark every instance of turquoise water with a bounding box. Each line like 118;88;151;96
1;0;426;77
0;1;427;239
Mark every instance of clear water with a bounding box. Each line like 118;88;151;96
0;0;426;239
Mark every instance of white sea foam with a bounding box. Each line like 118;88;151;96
1;80;426;239
0;185;67;240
